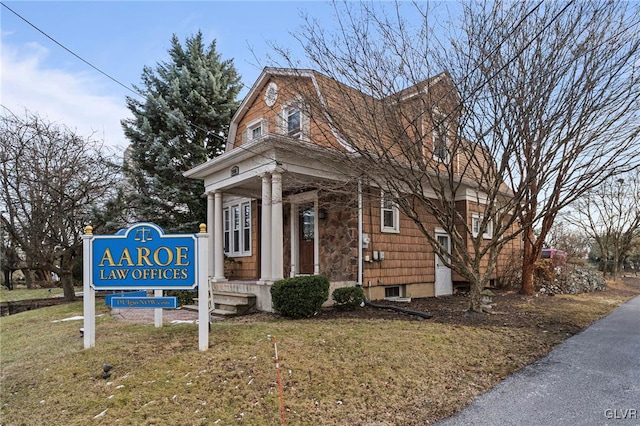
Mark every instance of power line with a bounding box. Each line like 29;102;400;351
1;0;287;168
0;1;142;98
0;2;270;159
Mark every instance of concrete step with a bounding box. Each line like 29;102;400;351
210;308;241;317
183;304;253;317
181;304;198;312
213;303;238;313
212;302;256;315
212;291;256;306
209;291;257;317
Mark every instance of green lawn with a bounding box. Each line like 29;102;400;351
0;285;84;303
1;281;638;426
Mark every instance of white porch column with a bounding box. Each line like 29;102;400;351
313;198;320;275
259;174;272;283
207;192;215;279
213;191;227;282
271;171;284;280
289;202;296;277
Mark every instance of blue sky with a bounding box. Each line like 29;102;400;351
0;1;342;153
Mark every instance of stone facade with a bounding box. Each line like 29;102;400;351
319;204;358;281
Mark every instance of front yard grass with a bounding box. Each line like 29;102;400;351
1;277;639;425
0;285;83;303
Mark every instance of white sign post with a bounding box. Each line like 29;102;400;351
83;226;96;349
197;224;210;351
154;289;163;328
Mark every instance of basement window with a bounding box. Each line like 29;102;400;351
384;285;411;301
385;286;400;298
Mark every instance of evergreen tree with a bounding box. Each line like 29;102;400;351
122;31;241;232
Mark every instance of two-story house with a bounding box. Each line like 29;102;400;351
185;67;520;313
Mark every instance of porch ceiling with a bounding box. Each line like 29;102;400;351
222;168;341;199
186;136;352;197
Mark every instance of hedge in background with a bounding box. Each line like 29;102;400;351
271;275;330;318
165;289;197;306
332;286;364;310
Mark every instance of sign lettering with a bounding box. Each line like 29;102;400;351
109;297;178;309
90;223;197;290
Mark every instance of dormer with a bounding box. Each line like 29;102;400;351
226;69;319;152
387;73;460;165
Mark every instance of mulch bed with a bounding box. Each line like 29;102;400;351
231;276;640;339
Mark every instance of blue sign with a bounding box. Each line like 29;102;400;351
90;223;198;290
105;291;147;305
110;297;178;309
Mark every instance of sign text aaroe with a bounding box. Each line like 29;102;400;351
90;223;197;290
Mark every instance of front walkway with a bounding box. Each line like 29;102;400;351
110;307;199;323
437;295;640;425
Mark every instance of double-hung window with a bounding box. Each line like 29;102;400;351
286;107;301;138
381;191;400;233
223;200;252;256
251;125;262;139
246;119;263;141
433;120;450;163
472;214;493;239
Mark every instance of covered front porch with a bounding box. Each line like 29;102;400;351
186;137;361;313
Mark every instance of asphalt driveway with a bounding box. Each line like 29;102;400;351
437;295;640;426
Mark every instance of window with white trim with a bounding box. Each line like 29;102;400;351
251;124;262;139
223;200;252;256
246;119;263;141
472;214;493;239
286;107;301;138
433;120;450;163
381;191;400;233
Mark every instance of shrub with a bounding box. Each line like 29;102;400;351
332;286;364;310
271;275;330;318
498;250;524;290
165;289;197;306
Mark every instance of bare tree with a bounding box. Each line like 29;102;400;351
626;233;640;274
271;0;640;309
461;0;640;293
566;171;640;280
544;219;591;262
0;108;121;300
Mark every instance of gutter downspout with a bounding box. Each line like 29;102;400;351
357;179;363;286
364;300;433;319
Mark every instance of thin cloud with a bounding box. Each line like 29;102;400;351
1;42;130;153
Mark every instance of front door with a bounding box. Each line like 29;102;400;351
435;233;452;296
298;204;315;274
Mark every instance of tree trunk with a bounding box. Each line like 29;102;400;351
3;269;12;290
59;251;77;301
520;227;536;295
61;270;76;301
23;269;34;289
36;269;54;287
469;283;481;312
467;274;486;313
612;252;620;281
